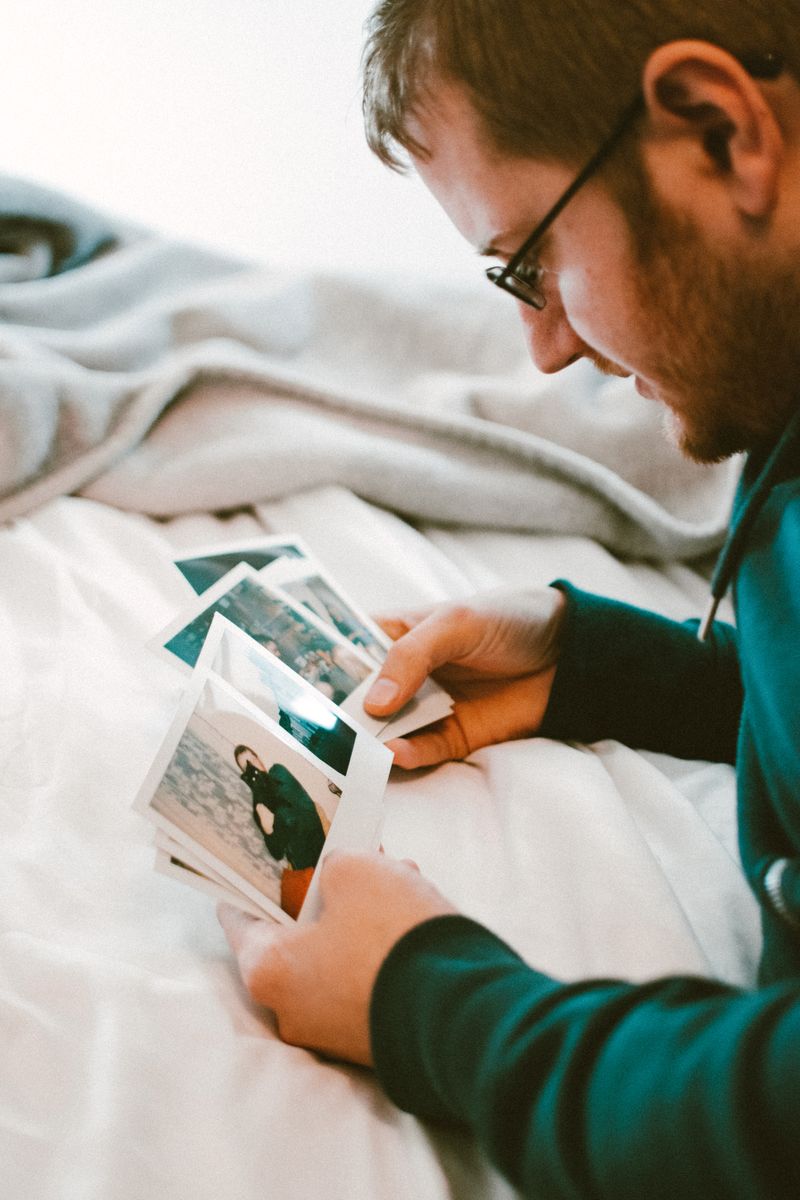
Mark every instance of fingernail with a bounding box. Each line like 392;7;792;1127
366;678;400;708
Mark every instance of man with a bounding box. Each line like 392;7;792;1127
219;3;800;1196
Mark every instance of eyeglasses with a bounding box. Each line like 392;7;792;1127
486;51;785;310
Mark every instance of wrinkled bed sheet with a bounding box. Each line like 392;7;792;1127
0;488;761;1200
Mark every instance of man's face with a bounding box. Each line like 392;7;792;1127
410;80;799;462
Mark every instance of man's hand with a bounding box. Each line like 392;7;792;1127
218;851;456;1065
364;587;567;769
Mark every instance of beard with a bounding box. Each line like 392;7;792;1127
617;170;800;463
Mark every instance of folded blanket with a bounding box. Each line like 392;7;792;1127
0;175;739;559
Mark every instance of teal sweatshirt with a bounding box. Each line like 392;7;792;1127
369;412;800;1198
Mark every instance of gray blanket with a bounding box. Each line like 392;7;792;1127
0;176;739;559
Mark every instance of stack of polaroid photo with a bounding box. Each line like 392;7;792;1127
134;536;453;926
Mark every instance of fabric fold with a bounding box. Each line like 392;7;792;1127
0;175;740;559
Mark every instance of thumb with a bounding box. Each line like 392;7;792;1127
363;608;469;715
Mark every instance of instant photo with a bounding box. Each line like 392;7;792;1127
154;848;266;920
260;556;389;665
152;825;267;913
152;563;385;734
199;614;358;778
135;662;391;923
259;558;455;741
174;534;310;595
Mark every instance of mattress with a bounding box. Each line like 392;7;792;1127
0;484;761;1200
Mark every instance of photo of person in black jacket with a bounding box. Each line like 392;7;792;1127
235;745;326;872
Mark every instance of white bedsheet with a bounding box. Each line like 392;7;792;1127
0;490;761;1200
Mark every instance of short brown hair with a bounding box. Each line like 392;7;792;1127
362;0;797;171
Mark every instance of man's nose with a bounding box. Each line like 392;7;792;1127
516;294;587;374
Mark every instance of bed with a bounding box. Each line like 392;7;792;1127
0;178;761;1200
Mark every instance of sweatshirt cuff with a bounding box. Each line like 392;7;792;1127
369;914;555;1122
539;581;741;761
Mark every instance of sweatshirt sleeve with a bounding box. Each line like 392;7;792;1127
370;915;800;1200
539;583;743;763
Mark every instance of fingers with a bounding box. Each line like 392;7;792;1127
373;614;416;641
218;854;454;1066
316;851;421;912
364;605;478;716
217;902;261;955
315;848;382;907
369;588;568;721
218;902;289;1006
385;671;556;769
318;851;444;920
384;714;470;770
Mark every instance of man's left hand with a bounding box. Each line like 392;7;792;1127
218;851;456;1065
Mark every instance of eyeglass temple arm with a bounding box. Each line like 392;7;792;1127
503;49;784;279
503;94;645;277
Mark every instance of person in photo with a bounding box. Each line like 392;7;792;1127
234;745;326;872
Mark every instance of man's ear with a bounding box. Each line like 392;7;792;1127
641;40;783;220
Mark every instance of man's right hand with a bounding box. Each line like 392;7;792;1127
363;586;567;770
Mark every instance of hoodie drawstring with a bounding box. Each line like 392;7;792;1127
698;405;800;641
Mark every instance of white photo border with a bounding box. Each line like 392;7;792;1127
134;655;391;923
